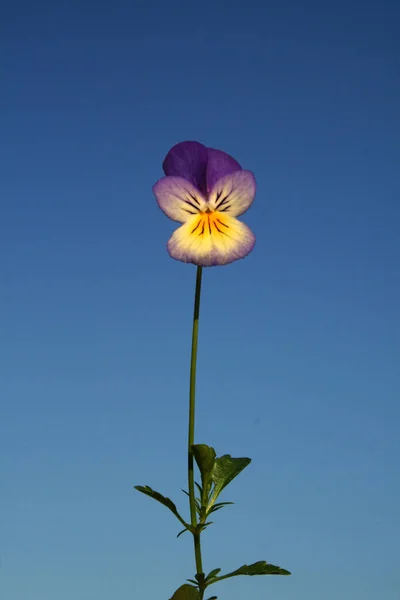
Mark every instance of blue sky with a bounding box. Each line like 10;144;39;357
1;0;399;598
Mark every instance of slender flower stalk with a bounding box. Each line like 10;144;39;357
188;266;204;589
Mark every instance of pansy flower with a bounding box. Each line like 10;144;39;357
153;141;256;266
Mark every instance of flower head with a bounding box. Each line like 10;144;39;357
153;141;256;267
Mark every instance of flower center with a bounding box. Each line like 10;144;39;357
190;210;230;238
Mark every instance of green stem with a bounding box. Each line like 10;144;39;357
188;266;204;586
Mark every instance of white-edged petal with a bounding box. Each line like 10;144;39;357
207;170;256;217
153;176;207;223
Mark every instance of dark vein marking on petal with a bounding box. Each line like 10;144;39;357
215;194;231;209
207;215;212;235
213;222;228;235
213;221;229;236
218;205;231;212
187;192;201;206
183;199;200;211
216;218;229;228
191;220;202;233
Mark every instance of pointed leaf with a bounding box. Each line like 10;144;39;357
212;455;251;494
208;501;234;515
177;528;189;538
206;455;251;511
232;561;291;576
134;485;189;529
192;445;216;501
205;568;221;582
134;485;177;513
169;584;200;600
208;506;223;515
212;561;291;583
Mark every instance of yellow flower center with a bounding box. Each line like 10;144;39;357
190;211;230;238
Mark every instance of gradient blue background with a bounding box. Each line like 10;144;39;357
1;0;399;598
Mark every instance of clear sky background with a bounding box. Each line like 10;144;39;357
1;1;399;599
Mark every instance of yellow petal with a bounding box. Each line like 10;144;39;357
167;211;255;266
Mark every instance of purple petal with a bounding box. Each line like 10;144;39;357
153;176;207;223
162;141;208;195
206;148;242;192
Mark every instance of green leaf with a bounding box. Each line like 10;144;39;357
208;501;234;515
192;444;216;501
212;455;251;493
206;454;251;511
211;501;234;508
134;485;189;530
169;584;200;600
205;568;221;582
212;561;291;583
192;444;216;475
177;528;189;538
